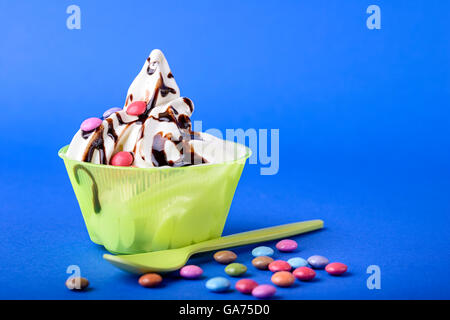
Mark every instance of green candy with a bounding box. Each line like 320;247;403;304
225;263;247;277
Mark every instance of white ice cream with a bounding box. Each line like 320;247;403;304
67;49;246;167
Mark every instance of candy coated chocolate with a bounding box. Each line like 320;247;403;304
268;260;291;272
65;277;89;291
110;151;134;166
213;250;237;264
205;277;230;292
325;262;348;276
293;266;316;281
179;265;203;279
252;284;276;299
252;256;274;270
126;101;147;116
138;273;163;287
287;257;308;268
80;117;102;132
276;239;298;252
251;246;274;257
271;271;295;287
103;107;122;119
307;255;329;269
225;263;247;277
235;279;258;294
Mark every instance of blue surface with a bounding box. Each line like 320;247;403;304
0;0;449;299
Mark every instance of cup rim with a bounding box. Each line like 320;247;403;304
58;140;252;172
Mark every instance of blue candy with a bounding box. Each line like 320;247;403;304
252;246;274;257
287;257;308;268
205;277;230;292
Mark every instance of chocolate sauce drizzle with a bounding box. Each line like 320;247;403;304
151;132;169;166
157;106;178;122
116;113;125;125
159;72;177;97
82;125;107;164
81;129;94;139
177;114;192;130
147;57;158;75
173;138;207;167
150;131;206;167
106;118;118;142
73;165;101;213
182;97;194;112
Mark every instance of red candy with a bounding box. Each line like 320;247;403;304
235;279;258;294
325;262;348;276
268;260;291;272
293;266;316;281
110;152;134;166
126;101;147;116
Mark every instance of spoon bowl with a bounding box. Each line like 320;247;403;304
104;247;190;274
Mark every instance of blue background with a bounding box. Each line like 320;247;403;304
0;0;449;299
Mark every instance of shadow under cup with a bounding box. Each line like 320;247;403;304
58;142;251;254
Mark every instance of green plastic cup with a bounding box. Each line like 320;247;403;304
58;142;251;254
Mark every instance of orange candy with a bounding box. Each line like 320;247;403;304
138;273;163;288
271;271;295;287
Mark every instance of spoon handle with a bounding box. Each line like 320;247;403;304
189;219;324;255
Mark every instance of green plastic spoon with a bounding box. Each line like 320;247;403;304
103;219;324;274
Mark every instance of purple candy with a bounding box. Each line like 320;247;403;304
80;117;102;132
307;255;329;269
252;284;276;299
179;265;203;279
103;107;122;119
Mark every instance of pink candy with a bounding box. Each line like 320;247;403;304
276;239;298;252
325;262;348;276
110;152;134;167
80;117;102;132
252;284;276;299
126;101;147;116
179;265;203;279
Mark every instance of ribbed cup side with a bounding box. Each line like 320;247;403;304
60;145;249;254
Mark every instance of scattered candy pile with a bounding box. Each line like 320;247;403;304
66;238;348;298
135;238;349;299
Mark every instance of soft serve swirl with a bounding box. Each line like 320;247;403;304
67;49;236;167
